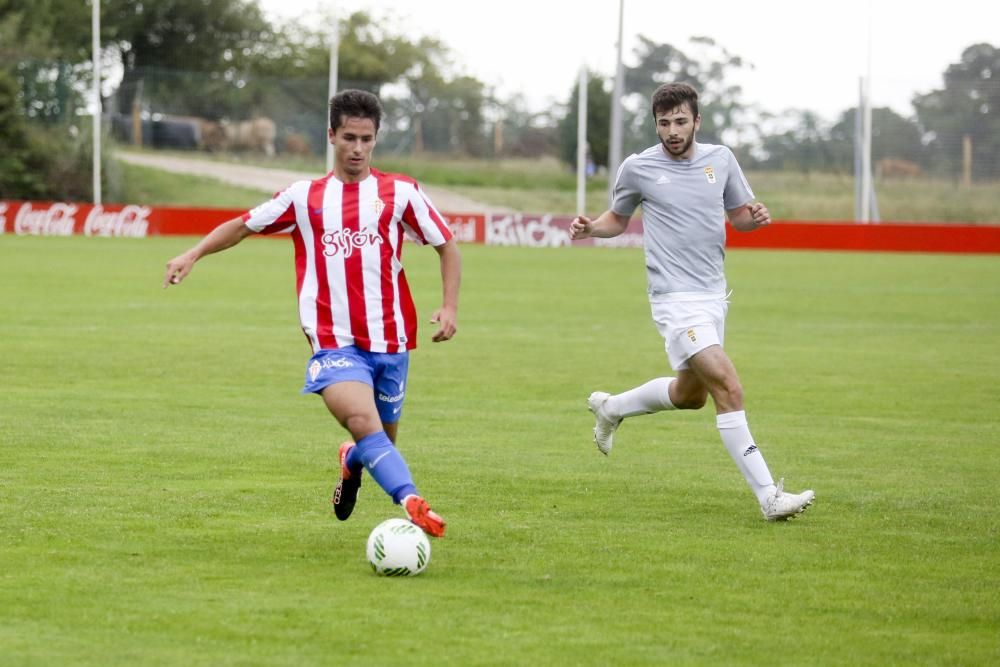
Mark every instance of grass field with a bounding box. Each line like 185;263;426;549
1;237;999;665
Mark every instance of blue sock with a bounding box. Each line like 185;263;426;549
345;442;364;474
353;431;417;504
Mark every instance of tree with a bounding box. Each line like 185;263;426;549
0;68;45;197
102;0;272;116
755;109;836;172
829;107;926;171
0;2;100;198
256;11;436;90
754;106;925;173
913;43;1000;179
0;0;92;62
493;94;560;159
397;70;488;155
558;73;611;168
0;66;96;200
0;0;95;123
247;11;485;155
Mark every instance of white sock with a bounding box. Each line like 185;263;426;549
607;377;676;419
716;410;776;505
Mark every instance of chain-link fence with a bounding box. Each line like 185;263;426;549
86;63;998;183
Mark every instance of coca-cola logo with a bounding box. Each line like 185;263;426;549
14;202;78;236
84;205;150;238
0;203;7;234
486;214;571;247
322;229;383;257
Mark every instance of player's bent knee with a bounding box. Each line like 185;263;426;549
672;386;709;410
675;394;708;410
343;413;383;439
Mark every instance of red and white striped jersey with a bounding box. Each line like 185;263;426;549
241;168;453;353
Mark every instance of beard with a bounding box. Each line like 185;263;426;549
661;133;694;157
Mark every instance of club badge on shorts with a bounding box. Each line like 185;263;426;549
704;167;716;184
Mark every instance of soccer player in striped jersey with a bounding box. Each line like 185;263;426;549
163;90;459;537
570;82;814;521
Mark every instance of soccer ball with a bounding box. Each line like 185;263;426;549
366;518;431;576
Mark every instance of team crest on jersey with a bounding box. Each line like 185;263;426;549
704;167;716;184
373;197;385;217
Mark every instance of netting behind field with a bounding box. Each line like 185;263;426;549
105;67;359;159
12;45;999;179
97;63;999;185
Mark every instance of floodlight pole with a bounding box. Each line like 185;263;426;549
92;0;102;205
607;0;625;203
860;76;872;223
576;66;588;217
858;1;880;223
860;3;874;224
854;79;863;222
326;18;340;174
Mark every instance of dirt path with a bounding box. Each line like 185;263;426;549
116;151;513;214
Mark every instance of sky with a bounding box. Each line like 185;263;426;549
258;0;998;122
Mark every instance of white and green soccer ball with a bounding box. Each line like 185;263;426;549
366;518;431;576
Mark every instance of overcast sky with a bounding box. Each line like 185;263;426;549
259;0;997;122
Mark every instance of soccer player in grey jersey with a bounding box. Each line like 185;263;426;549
570;82;814;521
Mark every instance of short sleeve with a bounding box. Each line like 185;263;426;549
611;155;642;217
243;184;300;235
722;148;754;210
400;182;453;246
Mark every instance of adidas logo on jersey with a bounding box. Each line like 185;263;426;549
656;174;671;184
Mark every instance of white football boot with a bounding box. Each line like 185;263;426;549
761;478;815;521
587;391;622;455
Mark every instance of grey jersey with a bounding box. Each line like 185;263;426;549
612;142;754;296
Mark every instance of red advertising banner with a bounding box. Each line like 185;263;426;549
0;200;487;242
0;200;240;237
723;219;1000;254
2;200;999;254
478;212;1000;254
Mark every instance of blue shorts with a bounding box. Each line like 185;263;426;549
302;347;409;424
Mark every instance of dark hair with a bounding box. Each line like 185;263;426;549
651;82;699;119
329;89;383;133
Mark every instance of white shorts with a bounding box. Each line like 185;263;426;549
650;292;729;371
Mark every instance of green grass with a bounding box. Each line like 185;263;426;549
1;237;999;665
121;150;588;191
444;169;1000;222
745;170;1000;223
108;149;1000;223
106;158;273;209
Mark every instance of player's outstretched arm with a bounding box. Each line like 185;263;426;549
163;217;253;288
429;238;461;342
570;210;631;240
728;202;771;232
